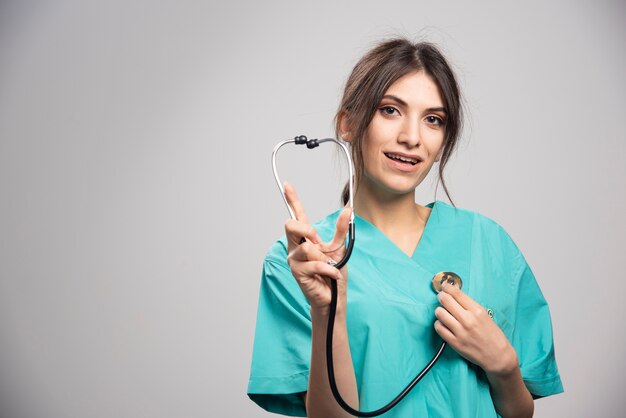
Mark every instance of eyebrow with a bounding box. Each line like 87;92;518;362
381;94;448;114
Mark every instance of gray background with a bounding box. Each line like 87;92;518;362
0;0;624;417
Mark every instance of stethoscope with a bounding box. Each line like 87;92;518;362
272;135;463;417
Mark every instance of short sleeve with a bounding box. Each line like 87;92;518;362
511;253;564;398
247;243;312;416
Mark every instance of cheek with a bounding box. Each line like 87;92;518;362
424;131;445;157
360;134;380;166
360;146;377;174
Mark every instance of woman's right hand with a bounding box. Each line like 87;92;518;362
283;182;352;314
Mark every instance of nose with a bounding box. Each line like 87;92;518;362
397;117;421;148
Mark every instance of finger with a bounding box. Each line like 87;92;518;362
300;261;343;282
434;319;456;344
327;207;352;251
441;282;480;311
437;290;467;321
283;182;308;224
285;219;322;247
434;306;462;335
290;241;328;263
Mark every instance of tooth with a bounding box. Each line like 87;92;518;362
387;153;417;164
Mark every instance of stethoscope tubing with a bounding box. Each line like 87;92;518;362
327;277;447;416
272;135;446;417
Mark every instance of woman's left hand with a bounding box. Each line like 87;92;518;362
434;284;519;376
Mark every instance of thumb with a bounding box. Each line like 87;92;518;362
329;207;352;251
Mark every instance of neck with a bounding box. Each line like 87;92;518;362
354;181;427;234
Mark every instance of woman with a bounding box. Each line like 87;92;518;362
247;38;563;417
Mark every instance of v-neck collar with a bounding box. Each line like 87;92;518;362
353;200;440;263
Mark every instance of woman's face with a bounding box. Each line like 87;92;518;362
357;70;447;196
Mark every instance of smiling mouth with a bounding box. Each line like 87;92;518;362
384;152;421;165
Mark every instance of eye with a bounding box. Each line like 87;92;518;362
425;115;445;126
379;106;399;116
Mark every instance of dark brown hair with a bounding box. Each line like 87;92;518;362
337;38;463;206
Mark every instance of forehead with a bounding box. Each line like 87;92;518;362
384;71;444;106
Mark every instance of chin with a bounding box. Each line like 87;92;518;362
363;171;427;196
377;179;422;196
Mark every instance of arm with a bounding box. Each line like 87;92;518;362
283;183;358;417
434;284;534;418
485;357;534;418
304;306;359;418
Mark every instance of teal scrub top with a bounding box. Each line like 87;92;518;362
247;201;563;417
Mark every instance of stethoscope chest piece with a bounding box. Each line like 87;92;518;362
432;271;463;293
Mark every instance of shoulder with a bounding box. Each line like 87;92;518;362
434;200;526;270
433;200;503;229
434;200;516;240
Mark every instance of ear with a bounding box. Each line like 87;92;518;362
338;112;353;142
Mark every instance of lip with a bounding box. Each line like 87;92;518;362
384;151;423;172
